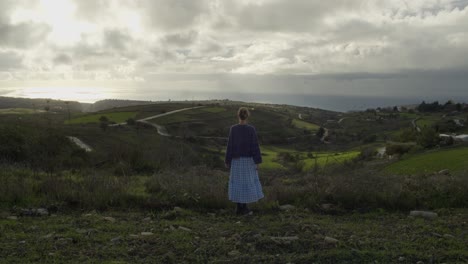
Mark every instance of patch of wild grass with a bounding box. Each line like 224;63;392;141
145;166;230;209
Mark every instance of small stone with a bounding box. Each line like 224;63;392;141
178;226;191;232
103;217;116;223
416;261;424;264
398;256;405;262
129;234;139;238
48;253;55;256
19;240;26;244
111;236;121;243
324;236;339;244
7;216;18;220
140;232;153;236
438;169;450;175
270;236;299;244
173;207;183;212
279;204;296;211
142;217;151;222
36;208;49;216
42;233;54;239
228;250;241;257
76;229;88;234
443;234;455;239
409;211;438;220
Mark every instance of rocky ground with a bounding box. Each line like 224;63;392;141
0;208;467;263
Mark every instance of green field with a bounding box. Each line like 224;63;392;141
65;112;137;124
259;146;359;171
291;118;320;131
0;108;43;114
384;147;468;175
300;151;361;172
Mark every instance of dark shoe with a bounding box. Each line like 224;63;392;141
241;205;253;216
235;203;243;215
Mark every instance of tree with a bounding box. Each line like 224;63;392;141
417;127;439;148
99;116;109;131
126;118;136;126
316;127;325;139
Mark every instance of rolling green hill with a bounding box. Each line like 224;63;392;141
384;147;468;175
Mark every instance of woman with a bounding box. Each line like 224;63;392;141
225;107;264;215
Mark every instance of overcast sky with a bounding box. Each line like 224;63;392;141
0;0;467;105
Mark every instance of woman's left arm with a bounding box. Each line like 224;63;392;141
251;127;262;165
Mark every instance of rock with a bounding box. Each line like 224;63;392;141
228;250;241;257
142;217;151;222
279;204;296;211
111;236;121;243
129;234;139;238
7;216;18;220
398;256;405;261
409;211;438;220
178;226;191;232
324;236;339;244
36;208;49;216
76;229;88;234
443;234;455;239
416;261;424;264
141;232;153;236
103;217;116;223
42;233;54;239
20;208;48;217
438;169;450;175
431;232;442;238
270;236;299;244
173;207;183;212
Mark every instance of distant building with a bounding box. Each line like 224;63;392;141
455;135;468;142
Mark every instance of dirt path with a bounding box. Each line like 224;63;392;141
109;106;204;136
67;136;93;152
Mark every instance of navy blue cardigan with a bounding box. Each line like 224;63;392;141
225;124;262;165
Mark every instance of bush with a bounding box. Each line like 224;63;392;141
386;144;413;156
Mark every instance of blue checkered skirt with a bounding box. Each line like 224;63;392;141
229;157;264;203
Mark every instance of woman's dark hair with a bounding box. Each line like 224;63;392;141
237;107;250;120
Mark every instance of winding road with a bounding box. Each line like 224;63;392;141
69;106;206;151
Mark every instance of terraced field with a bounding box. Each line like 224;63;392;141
291;118;320;131
0;108;44;114
65;112;137;124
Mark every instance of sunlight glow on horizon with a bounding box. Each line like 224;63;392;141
5;86;113;103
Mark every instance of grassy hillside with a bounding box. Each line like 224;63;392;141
0;108;45;114
384;147;468;175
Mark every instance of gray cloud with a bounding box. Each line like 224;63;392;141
53;54;73;65
138;0;209;30
1;0;468;102
162;30;198;47
0;51;22;70
0;21;50;48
